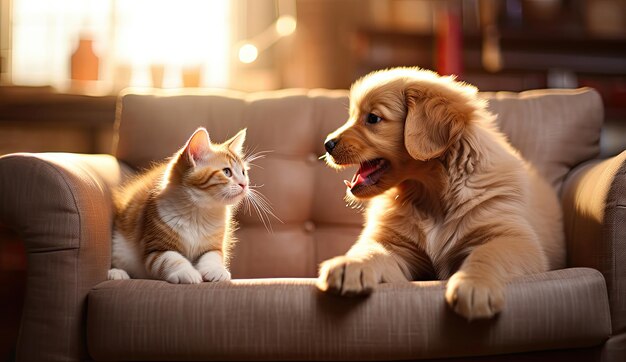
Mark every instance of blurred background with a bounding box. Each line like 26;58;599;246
0;0;625;359
2;0;626;91
0;0;625;155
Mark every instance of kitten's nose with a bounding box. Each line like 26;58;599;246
324;139;338;153
239;183;247;190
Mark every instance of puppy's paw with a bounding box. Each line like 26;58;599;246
108;268;130;280
445;271;504;320
317;256;377;296
164;263;203;284
198;264;231;282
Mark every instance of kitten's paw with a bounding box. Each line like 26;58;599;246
108;268;130;280
196;251;230;282
165;263;203;284
198;264;231;282
445;271;504;320
317;256;377;296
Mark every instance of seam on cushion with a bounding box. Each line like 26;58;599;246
314;221;363;228
311;95;320;274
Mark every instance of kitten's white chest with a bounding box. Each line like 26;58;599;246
175;220;210;253
157;198;225;260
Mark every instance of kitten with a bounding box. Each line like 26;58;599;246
108;127;251;284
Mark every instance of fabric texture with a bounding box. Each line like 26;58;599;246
561;152;626;337
115;87;604;279
0;153;123;361
0;87;618;361
115;88;360;278
87;268;610;361
481;87;603;193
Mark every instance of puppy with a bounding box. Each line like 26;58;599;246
317;67;564;320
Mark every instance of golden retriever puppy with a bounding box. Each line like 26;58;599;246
318;67;564;320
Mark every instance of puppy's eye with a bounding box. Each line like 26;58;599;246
366;113;382;124
222;168;232;177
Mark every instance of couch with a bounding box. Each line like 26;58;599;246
0;87;624;361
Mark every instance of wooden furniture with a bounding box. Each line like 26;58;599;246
0;86;116;155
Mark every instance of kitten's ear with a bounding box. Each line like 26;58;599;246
184;127;212;164
227;128;247;156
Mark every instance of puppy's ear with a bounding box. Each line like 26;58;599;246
403;84;473;161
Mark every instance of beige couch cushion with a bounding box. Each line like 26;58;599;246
87;268;610;361
116;89;361;278
115;87;603;278
481;87;603;193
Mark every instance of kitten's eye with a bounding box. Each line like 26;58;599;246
222;168;232;177
242;169;246;176
366;113;382;124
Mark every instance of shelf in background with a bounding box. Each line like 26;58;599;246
0;86;117;155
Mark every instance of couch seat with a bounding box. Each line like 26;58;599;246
87;268;610;361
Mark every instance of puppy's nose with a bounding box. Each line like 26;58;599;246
324;139;338;153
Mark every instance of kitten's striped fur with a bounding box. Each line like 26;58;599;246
108;127;251;284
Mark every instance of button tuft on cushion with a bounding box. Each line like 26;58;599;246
307;153;320;164
303;221;315;233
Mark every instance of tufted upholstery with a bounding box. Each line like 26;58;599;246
115;89;361;278
480;88;603;193
115;87;603;278
4;86;622;362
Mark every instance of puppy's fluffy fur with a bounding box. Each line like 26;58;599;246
318;67;564;320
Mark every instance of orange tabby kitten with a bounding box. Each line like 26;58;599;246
108;127;251;284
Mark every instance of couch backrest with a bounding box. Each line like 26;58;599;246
115;87;603;278
479;88;603;192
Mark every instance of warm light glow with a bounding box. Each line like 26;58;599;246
238;44;258;64
11;0;231;88
116;0;230;88
275;15;296;36
11;0;112;86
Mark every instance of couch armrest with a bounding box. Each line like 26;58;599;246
0;153;124;362
561;151;626;335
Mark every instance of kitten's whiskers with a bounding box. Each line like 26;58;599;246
244;149;273;169
244;187;281;232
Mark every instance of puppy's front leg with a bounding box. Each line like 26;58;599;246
317;240;410;296
445;231;547;320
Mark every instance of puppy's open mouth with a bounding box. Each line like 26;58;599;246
344;158;390;192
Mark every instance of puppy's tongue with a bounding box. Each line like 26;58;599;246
344;160;379;189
